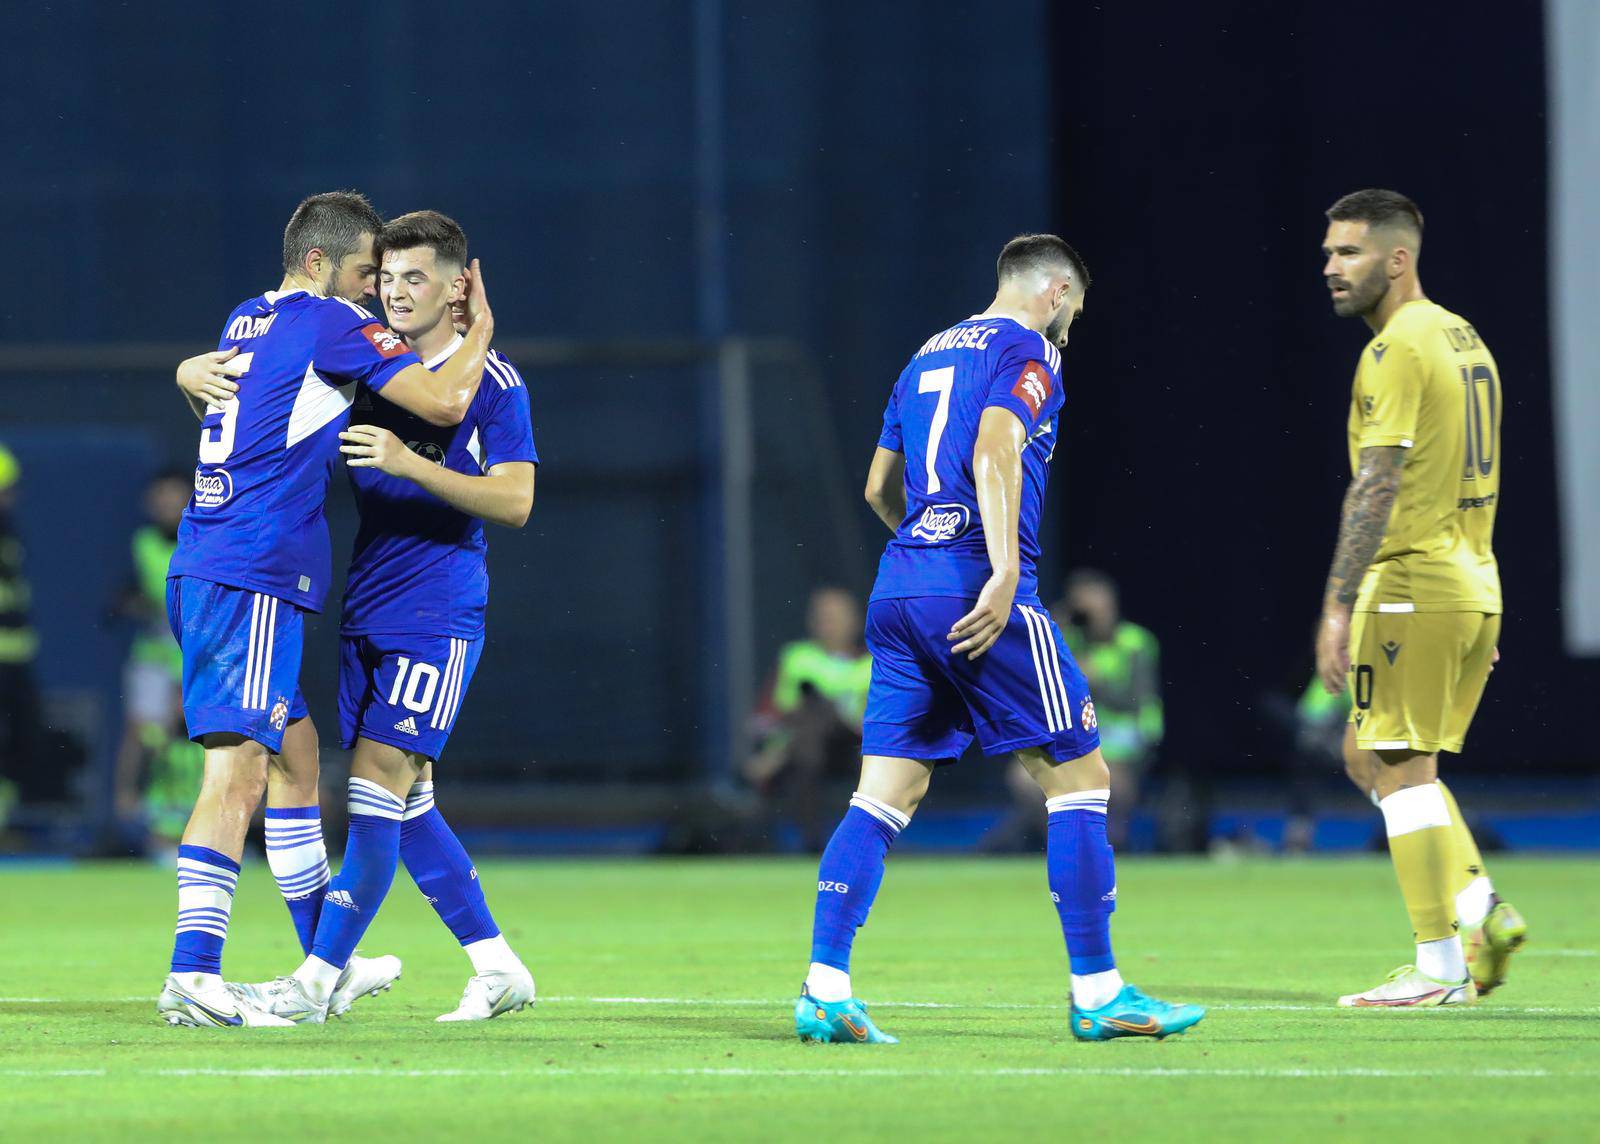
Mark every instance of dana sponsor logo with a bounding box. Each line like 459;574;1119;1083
193;467;233;507
911;503;971;543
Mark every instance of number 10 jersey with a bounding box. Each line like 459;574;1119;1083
870;316;1066;608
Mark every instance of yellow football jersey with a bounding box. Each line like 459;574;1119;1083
1346;298;1502;613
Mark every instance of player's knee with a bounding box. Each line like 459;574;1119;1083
199;737;269;804
1024;747;1109;798
350;738;425;798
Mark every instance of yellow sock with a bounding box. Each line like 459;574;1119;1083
1437;780;1495;928
1379;784;1458;944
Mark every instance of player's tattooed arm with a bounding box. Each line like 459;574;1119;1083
1323;445;1406;607
1316;444;1405;693
863;447;906;532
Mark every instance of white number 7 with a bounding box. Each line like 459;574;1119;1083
917;366;954;494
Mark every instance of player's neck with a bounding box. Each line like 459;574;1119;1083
1366;278;1426;334
978;291;1046;334
277;272;326;299
406;317;460;364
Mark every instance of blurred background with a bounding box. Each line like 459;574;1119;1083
1;0;1593;859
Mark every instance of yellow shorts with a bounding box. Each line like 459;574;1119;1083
1348;610;1500;754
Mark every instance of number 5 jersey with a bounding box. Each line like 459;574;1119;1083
169;290;420;612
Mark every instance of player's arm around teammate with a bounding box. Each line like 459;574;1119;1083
176;258;496;428
338;427;534;526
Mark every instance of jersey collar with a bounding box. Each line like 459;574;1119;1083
422;332;465;370
262;288;307;306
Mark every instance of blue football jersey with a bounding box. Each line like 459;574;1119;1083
340;339;538;639
869;316;1065;607
169;290;421;612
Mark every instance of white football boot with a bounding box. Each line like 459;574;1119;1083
227;975;329;1024
329;954;404;1017
436;967;537;1022
1338;964;1477;1008
158;972;293;1027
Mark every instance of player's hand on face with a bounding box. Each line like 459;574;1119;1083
1315;607;1352;695
948;571;1018;660
177;347;243;408
340;425;416;477
462;258;492;327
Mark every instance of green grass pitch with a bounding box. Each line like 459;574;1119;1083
2;855;1596;1141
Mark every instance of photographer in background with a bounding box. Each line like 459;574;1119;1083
985;570;1162;851
110;468;198;854
743;587;872;850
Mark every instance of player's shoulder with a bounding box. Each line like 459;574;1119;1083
981;319;1059;370
1371;299;1467;358
482;348;527;393
307;294;384;329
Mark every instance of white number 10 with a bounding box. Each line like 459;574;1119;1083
917;366;954;494
387;656;441;713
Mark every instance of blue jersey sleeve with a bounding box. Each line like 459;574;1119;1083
314;302;421;391
878;384;904;451
480;376;538;470
984;332;1059;434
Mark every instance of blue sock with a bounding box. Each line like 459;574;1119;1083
309;778;404;970
1046;790;1118;975
171;844;240;975
400;781;500;946
809;793;909;972
264;806;329;955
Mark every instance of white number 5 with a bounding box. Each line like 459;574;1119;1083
917;366;954;494
198;352;252;464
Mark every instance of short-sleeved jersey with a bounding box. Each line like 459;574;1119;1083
340;338;538;639
870;316;1065;606
1347;298;1502;613
169;290;421;612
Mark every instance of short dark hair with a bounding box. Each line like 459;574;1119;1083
1326;188;1424;246
282;191;384;274
377;210;469;270
997;233;1091;290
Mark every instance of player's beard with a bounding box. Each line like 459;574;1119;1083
1334;268;1389;319
1044;308;1070;348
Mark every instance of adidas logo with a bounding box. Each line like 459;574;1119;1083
394;716;419;736
325;889;358;912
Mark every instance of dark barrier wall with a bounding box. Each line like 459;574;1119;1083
3;2;1587;791
1042;2;1596;775
2;1;1052;781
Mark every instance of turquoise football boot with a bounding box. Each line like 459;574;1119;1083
795;990;899;1044
1070;984;1205;1041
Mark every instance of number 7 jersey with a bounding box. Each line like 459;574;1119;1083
870;316;1065;607
1346;298;1502;613
168;290;421;612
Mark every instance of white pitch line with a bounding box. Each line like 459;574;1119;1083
0;1066;1591;1081
4;996;1598;1015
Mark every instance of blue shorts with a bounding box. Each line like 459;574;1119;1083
863;596;1102;763
337;632;484;760
166;576;309;752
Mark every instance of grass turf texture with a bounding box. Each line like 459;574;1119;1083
2;856;1596;1142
